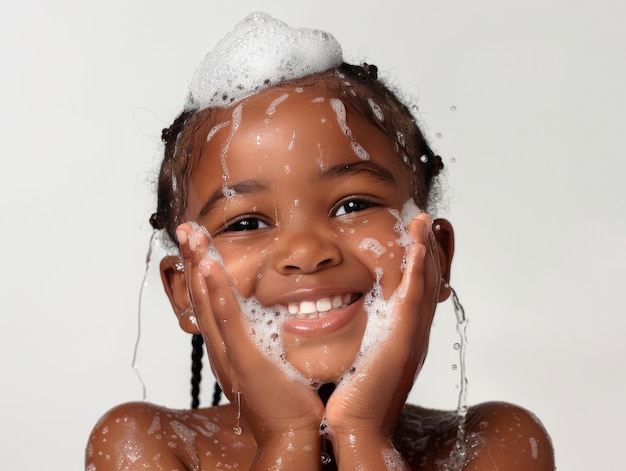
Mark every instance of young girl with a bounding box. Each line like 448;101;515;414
86;13;554;470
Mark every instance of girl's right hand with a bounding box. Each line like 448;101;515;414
175;222;325;451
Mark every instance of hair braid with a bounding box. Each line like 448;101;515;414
212;381;223;407
190;334;204;409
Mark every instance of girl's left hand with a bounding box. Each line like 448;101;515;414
324;213;441;465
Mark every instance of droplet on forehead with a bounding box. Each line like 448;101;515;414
186;12;343;111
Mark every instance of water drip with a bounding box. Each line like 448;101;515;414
131;230;158;401
446;285;472;469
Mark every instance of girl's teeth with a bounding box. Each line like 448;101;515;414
287;294;351;318
300;301;317;314
316;298;332;312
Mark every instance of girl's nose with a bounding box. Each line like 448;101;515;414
274;226;342;274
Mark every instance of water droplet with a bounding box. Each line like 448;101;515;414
232;426;242;435
419;154;428;163
452;364;458;370
454;342;460;350
450;157;456;163
450;105;457;111
321;452;332;465
435;132;442;139
434;224;441;231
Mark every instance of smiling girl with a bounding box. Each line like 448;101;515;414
86;13;554;470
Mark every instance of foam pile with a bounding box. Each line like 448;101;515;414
186;12;343;110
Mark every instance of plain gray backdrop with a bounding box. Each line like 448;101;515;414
1;0;624;469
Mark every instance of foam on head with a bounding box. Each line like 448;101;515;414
186;12;343;111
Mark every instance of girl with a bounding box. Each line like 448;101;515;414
86;13;554;470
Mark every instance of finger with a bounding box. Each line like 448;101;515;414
394;212;431;308
176;223;232;390
386;213;441;352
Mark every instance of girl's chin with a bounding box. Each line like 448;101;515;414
284;339;363;385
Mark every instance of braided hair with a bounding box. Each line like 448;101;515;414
151;63;445;408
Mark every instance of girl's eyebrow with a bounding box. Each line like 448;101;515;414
197;180;270;219
320;161;397;184
197;162;396;219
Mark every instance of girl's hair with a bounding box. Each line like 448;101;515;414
152;63;445;407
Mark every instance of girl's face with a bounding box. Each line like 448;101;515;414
186;84;417;384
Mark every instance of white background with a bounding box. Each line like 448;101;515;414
1;0;624;469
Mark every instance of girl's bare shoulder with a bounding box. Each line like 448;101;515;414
396;401;555;470
85;401;256;471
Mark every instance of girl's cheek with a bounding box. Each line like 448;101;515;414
219;246;269;296
350;229;407;300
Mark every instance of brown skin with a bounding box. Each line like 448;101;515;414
86;402;554;470
86;84;554;469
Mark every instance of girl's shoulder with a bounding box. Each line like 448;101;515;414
85;401;256;471
396;401;555;470
85;401;554;470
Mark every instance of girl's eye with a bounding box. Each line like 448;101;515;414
333;198;377;217
225;217;270;232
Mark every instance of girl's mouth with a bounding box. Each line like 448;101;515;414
282;293;363;336
287;293;361;319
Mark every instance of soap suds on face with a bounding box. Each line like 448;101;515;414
367;97;385;122
235;294;314;386
206;121;231;142
220;104;243;198
186;12;343;111
266;93;290;115
359;238;387;258
400;199;422;226
329;98;370;161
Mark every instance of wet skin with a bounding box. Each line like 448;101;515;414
86;83;555;470
184;86;421;384
165;84;454;468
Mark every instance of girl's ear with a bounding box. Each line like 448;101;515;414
432;218;455;302
160;255;201;335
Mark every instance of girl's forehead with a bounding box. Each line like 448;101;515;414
192;84;412;189
205;84;384;156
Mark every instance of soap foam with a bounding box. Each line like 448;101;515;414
235;293;311;386
359;238;387;258
329;97;370;161
186;12;343;110
388;199;423;251
331;267;397;388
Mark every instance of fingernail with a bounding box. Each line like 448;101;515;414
200;258;211;278
176;229;187;245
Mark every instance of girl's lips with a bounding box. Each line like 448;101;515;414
282;293;362;335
